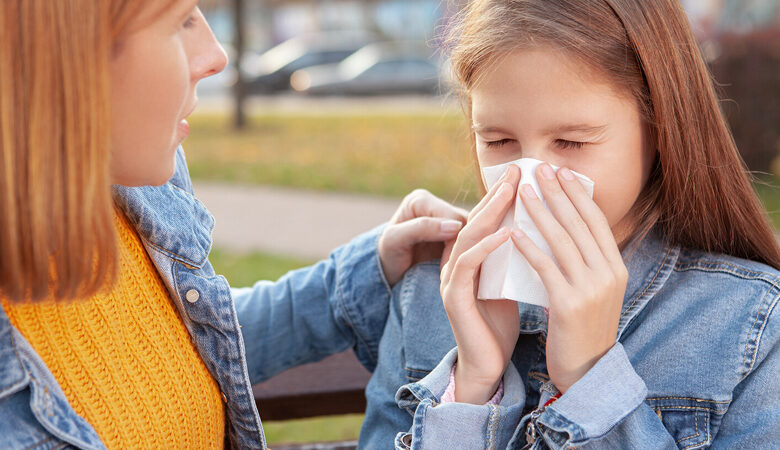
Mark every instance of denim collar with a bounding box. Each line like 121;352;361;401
111;182;214;270
0;310;28;401
516;226;680;338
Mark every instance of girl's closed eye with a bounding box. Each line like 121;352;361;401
484;138;515;148
555;139;587;150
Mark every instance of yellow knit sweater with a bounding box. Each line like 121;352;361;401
1;209;225;449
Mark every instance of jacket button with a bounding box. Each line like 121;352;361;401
185;289;200;303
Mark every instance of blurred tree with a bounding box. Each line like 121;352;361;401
232;0;246;129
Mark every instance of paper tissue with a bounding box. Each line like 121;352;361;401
477;158;595;307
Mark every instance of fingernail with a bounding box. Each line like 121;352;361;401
511;228;525;240
522;184;537;199
494;227;509;238
559;167;575;181
441;220;463;233
540;164;555;180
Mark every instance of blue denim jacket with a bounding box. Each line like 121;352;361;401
0;147;392;449
359;228;780;449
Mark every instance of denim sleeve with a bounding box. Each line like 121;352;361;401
231;224;392;384
710;302;780;448
394;348;527;449
527;343;678;448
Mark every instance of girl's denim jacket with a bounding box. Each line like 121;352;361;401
359;227;780;449
0;148;392;449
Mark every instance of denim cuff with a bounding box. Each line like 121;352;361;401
536;343;647;446
332;224;393;372
395;347;526;449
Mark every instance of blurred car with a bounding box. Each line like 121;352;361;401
243;31;377;94
289;42;444;96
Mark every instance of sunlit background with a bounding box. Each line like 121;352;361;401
187;1;780;446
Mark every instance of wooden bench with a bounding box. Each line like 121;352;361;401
253;350;371;450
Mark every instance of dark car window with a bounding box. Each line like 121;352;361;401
285;50;356;72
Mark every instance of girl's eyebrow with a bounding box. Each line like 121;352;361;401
471;124;514;134
544;124;608;135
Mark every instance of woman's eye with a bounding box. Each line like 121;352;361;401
484;139;513;148
183;14;196;29
556;139;586;150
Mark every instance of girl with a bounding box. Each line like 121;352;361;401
0;0;467;448
359;0;780;448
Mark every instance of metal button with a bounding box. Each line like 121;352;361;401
185;289;200;303
221;392;227;403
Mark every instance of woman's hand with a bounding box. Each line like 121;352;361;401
511;163;628;394
379;189;469;286
440;165;522;404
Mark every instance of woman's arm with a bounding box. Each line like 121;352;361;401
233;189;467;384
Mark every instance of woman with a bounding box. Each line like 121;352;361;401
0;0;466;448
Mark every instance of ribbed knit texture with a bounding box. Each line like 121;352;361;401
1;208;225;449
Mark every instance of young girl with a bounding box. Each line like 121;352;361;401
0;0;467;448
359;0;780;448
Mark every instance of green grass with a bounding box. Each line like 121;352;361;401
208;248;312;287
752;174;780;229
208;248;363;444
262;414;364;445
184;112;481;205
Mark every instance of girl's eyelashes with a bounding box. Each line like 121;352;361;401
484;139;514;148
555;139;587;150
482;138;588;150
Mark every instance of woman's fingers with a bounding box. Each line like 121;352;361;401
534;164;609;273
556;167;624;267
518;181;589;283
379;189;470;286
392;189;468;225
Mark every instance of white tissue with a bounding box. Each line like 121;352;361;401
477;158;595;307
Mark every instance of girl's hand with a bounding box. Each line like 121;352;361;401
440;165;522;404
379;189;469;286
511;163;628;393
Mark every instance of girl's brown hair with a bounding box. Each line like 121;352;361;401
445;0;780;269
0;0;177;302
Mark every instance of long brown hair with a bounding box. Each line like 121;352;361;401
0;0;177;302
445;0;780;269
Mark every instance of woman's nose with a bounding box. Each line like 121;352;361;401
191;12;228;81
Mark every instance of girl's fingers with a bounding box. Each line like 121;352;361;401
442;180;517;285
518;182;588;283
468;164;521;221
535;164;609;272
556;167;624;267
445;227;511;305
510;228;570;294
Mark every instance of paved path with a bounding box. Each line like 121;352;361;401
192;182;402;260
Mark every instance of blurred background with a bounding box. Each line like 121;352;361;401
187;0;780;446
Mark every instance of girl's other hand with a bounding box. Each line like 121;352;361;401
511;163;628;393
440;164;522;404
379;189;469;286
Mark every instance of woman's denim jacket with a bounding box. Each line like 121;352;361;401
0;147;392;450
359;227;780;449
